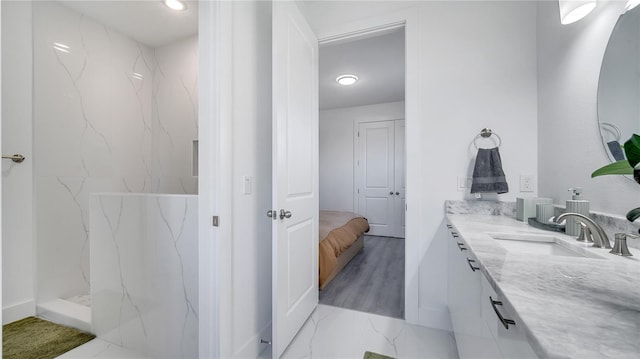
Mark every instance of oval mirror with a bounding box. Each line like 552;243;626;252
598;6;640;176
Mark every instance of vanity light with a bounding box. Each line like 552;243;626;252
559;0;597;25
336;74;358;86
624;0;640;12
163;0;186;11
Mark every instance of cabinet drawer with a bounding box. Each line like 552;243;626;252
447;222;501;358
480;275;538;358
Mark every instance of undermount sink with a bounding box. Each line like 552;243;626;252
488;232;605;259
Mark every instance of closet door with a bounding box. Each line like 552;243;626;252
394;120;406;238
357;121;396;237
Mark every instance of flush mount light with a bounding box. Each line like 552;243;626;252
559;0;596;25
163;0;186;11
625;0;640;12
336;74;358;86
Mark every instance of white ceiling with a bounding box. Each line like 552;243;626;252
320;28;405;110
55;1;403;110
58;0;198;48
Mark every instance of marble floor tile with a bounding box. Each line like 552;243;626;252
282;305;459;359
55;338;149;359
57;305;458;359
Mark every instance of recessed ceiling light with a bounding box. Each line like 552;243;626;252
336;74;358;86
163;0;186;11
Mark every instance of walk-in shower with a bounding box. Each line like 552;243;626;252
2;1;199;357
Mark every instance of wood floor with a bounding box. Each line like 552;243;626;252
319;235;405;319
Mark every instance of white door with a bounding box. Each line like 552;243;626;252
357;121;396;236
356;119;405;238
272;2;319;358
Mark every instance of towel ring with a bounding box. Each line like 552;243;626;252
599;122;621;142
473;128;502;149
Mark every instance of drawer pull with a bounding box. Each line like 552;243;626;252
457;242;467;251
446;224;452;229
490;296;516;330
451;232;459;238
466;258;480;272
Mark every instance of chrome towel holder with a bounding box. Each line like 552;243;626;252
473;128;502;149
2;154;25;163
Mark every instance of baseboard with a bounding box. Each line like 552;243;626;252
3;299;36;324
417;305;453;332
233;321;272;358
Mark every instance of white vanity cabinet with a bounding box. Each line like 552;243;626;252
480;275;538;358
446;222;538;358
446;224;502;358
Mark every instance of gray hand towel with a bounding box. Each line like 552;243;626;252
607;140;625;161
470;147;509;194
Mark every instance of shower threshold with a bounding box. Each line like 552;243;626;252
37;295;91;333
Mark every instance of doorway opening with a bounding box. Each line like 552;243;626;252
317;27;406;319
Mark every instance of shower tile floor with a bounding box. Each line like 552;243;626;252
56;304;458;358
65;294;91;307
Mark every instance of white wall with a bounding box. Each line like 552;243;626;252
1;1;35;323
300;0;538;330
537;1;640;215
319;101;404;212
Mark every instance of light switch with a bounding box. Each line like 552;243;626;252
243;176;252;195
457;176;472;191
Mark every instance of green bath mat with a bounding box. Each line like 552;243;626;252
3;316;95;359
364;351;396;359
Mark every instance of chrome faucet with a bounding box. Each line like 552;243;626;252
554;212;611;249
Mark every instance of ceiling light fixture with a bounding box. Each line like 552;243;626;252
558;0;597;25
336;74;358;86
163;0;186;11
625;0;640;12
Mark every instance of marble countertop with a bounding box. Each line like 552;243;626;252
446;213;640;359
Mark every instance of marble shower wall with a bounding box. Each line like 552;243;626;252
152;36;199;194
90;194;198;358
33;2;198;302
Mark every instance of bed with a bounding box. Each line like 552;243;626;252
319;210;370;290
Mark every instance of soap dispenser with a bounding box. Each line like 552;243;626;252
565;187;590;236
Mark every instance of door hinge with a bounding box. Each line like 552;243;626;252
358;188;360;194
357;131;360;137
212;216;219;227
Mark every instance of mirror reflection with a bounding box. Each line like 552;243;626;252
598;6;640;164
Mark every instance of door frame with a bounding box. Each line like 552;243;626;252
317;9;420;324
198;1;232;357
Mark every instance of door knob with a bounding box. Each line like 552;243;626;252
279;209;292;219
266;210;277;220
389;191;394;195
395;192;399;195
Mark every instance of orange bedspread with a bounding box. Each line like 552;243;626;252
318;216;369;288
